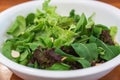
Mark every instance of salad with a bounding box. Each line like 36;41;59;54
2;0;120;70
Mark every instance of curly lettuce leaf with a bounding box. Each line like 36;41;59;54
7;16;26;37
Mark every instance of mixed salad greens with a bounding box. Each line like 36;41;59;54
2;0;120;70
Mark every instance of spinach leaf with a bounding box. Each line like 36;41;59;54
75;13;87;32
34;61;39;68
108;46;120;56
26;42;41;51
69;9;80;22
92;26;102;38
19;59;28;65
55;48;91;68
55;48;78;61
75;35;89;43
71;43;98;62
89;36;116;60
26;13;35;26
77;59;91;68
94;24;109;30
69;9;75;18
92;24;109;38
19;50;29;61
47;63;70;70
2;41;13;59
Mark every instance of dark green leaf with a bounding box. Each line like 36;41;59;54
19;59;28;65
75;13;87;32
55;48;78;61
26;13;35;26
77;59;91;68
55;48;91;68
71;43;98;62
108;46;120;56
34;61;39;68
69;9;80;22
89;36;116;60
93;26;102;38
95;24;109;30
47;63;70;70
69;9;75;18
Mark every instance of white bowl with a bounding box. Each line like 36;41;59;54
0;0;120;80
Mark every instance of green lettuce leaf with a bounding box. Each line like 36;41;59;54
7;16;26;37
110;26;117;40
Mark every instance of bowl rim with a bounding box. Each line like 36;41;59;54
0;0;120;78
